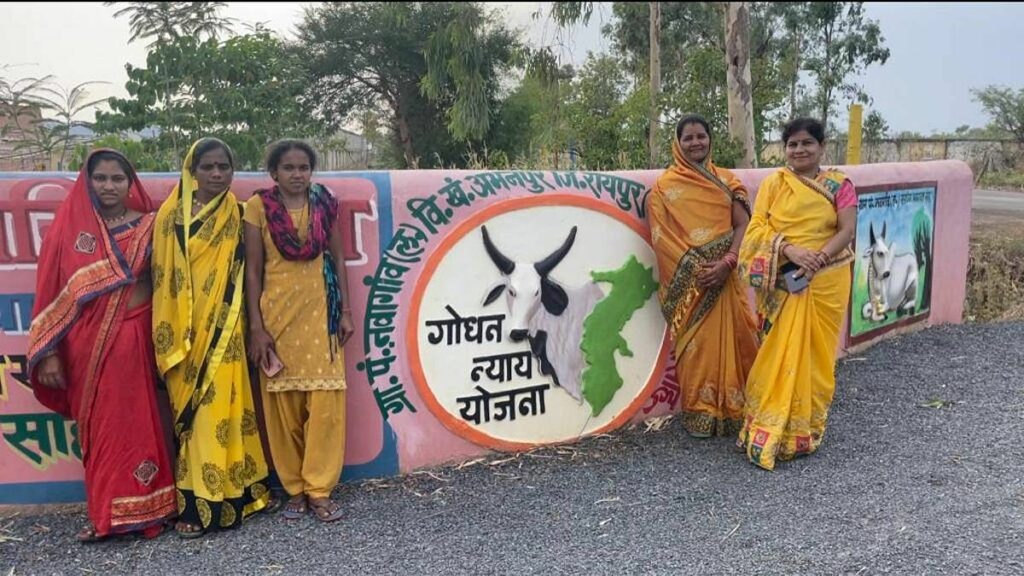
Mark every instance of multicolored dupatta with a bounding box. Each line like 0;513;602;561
255;183;343;354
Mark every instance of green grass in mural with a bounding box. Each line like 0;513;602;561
579;256;658;417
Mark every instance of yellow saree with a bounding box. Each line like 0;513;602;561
152;141;271;530
648;138;759;436
737;168;855;470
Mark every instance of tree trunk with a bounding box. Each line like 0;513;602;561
648;1;661;169
725;2;757;168
395;110;417;169
788;32;802;119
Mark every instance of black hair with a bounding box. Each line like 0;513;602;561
265;139;318;173
189;137;235;173
782;117;826;144
675;114;712;141
87;150;134;180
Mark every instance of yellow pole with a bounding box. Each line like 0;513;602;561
846;103;863;165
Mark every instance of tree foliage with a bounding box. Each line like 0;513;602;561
973;85;1024;143
296;2;519;168
862;110;889;142
800;2;890;132
105;1;235;48
96;31;322;169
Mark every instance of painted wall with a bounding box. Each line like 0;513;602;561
0;161;972;504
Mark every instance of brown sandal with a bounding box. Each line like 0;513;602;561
283;495;307;520
308;497;343;523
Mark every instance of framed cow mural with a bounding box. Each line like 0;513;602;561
849;182;937;344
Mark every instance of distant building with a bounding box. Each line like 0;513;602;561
318;128;376;171
0;106;97;171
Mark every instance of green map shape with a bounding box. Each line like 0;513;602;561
580;255;659;417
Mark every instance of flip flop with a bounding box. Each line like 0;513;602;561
282;496;307;521
308;498;343;523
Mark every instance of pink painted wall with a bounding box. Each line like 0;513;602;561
0;160;972;504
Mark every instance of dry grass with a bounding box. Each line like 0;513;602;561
966;214;1024;322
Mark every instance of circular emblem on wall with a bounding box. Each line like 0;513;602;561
408;195;669;451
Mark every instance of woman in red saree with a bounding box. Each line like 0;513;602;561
27;149;176;542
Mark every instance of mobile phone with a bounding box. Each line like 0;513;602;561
776;262;809;294
262;349;285;378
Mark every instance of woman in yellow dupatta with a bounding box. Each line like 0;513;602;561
737;118;858;471
648;115;760;437
152;138;276;537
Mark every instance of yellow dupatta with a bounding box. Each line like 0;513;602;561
738;167;854;336
152;140;246;439
647;136;759;436
152;140;270;530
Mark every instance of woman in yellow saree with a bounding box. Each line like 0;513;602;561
152;138;276;537
737;118;858;471
648;115;760;437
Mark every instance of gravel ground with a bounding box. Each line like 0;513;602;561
2;322;1023;576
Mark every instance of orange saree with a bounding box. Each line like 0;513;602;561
647;139;759;436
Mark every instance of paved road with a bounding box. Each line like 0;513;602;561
2;322;1023;575
973;188;1024;214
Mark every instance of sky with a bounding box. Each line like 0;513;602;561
2;2;1023;136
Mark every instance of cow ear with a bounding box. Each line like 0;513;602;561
482;282;506;307
540;277;569;315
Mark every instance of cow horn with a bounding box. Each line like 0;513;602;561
481;225;515;275
535;226;578;276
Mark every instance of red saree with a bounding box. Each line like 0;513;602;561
28;149;176;537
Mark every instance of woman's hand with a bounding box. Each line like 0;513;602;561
248;328;276;370
339;312;355;347
697;260;731;290
37;354;66;389
783;244;826;273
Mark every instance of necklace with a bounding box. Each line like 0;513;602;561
102;208;129;223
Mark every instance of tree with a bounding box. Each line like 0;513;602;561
725;2;757;168
33;81;110;170
800;2;889;132
862;110;889;142
96;31;323;169
105;1;235;48
0;74;54;138
649;2;661;168
107;1;236;158
297;2;519;168
561;54;645;169
603;2;791;161
973;85;1024;143
549;1;664;167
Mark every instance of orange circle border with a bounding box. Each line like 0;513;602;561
405;193;671;452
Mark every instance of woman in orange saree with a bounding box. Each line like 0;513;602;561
647;115;760;437
737;117;858;471
28;149;176;542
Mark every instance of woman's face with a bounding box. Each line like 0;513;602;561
785;129;824;174
679;123;711;163
192;147;233;196
90;159;131;211
271;148;313;196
